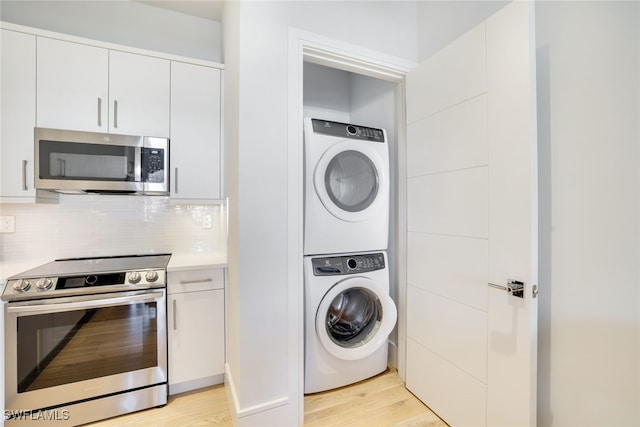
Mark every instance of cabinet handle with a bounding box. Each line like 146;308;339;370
113;100;118;128
174;167;179;194
22;160;28;191
97;97;102;127
179;278;213;285
173;299;177;331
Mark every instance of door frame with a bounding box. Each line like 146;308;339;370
287;28;415;423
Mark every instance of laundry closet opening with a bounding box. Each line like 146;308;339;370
302;60;401;367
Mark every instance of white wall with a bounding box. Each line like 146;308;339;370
536;2;640;426
303;62;351;123
220;1;241;424
222;1;417;425
0;0;221;62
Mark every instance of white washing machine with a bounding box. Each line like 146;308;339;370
304;118;390;255
304;251;397;394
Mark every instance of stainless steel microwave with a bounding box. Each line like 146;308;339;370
35;128;169;195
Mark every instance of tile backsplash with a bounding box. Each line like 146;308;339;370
0;195;226;269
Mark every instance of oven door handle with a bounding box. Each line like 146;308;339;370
6;291;164;315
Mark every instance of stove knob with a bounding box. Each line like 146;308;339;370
36;278;53;291
145;271;159;282
129;272;142;284
12;279;31;292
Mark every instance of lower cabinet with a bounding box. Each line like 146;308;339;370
167;268;225;395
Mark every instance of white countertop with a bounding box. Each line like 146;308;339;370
166;252;227;272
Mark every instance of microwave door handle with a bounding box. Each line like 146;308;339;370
6;291;164;315
58;159;66;177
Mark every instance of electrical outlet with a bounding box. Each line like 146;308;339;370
202;214;212;229
0;215;15;233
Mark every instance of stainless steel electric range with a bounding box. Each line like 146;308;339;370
2;254;171;426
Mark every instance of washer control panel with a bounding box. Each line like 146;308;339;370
312;252;385;276
311;119;385;143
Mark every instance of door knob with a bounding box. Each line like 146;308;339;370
488;279;525;298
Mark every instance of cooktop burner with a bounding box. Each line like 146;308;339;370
2;254;171;302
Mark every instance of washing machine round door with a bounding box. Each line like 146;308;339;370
316;277;397;361
314;140;388;222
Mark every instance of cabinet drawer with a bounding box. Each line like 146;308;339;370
167;268;223;294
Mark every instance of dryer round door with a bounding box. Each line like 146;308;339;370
314;140;388;222
316;277;397;361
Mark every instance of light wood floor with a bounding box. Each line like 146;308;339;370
304;368;447;427
87;368;447;426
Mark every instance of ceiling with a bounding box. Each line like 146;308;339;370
136;1;224;22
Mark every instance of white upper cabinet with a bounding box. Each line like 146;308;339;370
1;29;36;200
170;62;222;201
109;50;170;137
36;37;170;137
37;37;109;133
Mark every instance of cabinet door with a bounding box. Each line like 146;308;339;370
168;289;224;387
37;37;108;132
1;30;36;199
170;62;222;200
109;51;170;137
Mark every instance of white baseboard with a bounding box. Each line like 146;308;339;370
225;363;290;422
169;374;224;395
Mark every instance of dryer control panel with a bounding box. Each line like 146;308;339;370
312;252;385;276
311;119;385;143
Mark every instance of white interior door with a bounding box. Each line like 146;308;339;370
405;2;538;426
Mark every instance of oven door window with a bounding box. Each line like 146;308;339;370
38;140;136;181
17;302;158;392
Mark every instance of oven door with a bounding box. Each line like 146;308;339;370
4;290;167;412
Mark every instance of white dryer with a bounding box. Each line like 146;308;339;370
304;251;397;394
304;118;390;255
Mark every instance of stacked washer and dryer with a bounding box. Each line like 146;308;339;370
303;117;397;394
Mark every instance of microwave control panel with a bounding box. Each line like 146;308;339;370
142;148;165;183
